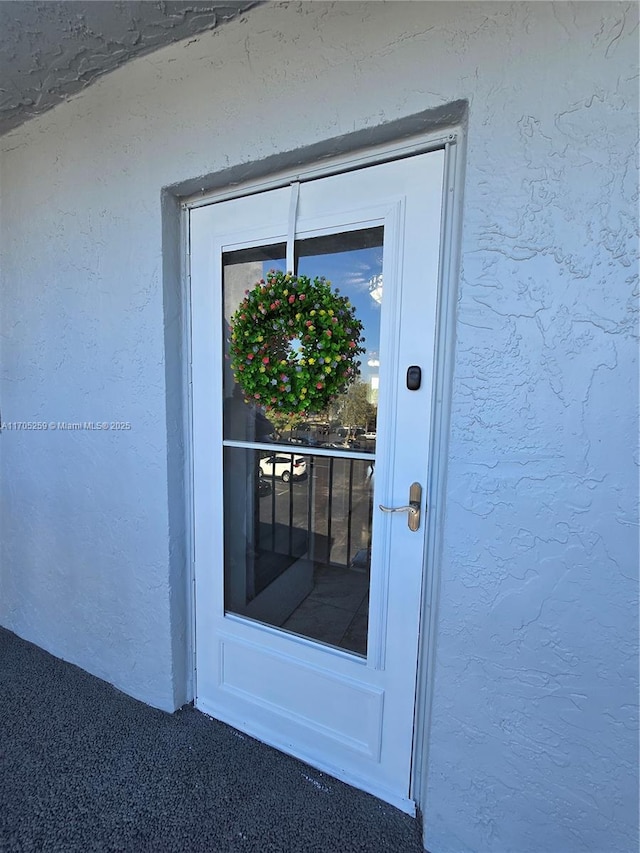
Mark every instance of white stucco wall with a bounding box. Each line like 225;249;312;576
0;3;637;852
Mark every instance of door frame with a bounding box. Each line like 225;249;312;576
179;125;465;807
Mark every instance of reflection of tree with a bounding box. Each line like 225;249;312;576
268;382;376;439
334;382;376;429
269;410;306;436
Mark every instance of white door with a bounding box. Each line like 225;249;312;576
190;150;444;812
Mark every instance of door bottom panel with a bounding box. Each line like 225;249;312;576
218;634;384;760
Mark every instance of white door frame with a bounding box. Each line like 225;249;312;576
180;126;465;809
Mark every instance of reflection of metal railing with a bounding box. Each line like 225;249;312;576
259;453;373;570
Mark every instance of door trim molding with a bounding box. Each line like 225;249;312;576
182;128;457;213
410;133;467;807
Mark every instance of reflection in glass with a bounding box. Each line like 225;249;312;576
224;447;373;656
222;229;382;453
222;245;286;443
221;228;383;656
295;227;382;454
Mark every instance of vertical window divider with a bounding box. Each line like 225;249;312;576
286;182;300;273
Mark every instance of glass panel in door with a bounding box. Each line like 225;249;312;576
221;227;384;657
294;227;382;452
223;446;373;655
222;244;286;443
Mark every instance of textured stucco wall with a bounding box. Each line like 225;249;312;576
0;1;259;136
0;2;637;851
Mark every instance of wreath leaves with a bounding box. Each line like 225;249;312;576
229;270;365;415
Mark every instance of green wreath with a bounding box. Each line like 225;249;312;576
229;270;365;415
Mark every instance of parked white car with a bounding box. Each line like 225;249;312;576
259;454;307;482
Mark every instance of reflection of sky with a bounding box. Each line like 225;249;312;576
262;246;382;382
263;257;287;275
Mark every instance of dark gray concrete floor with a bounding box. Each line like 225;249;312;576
0;627;424;852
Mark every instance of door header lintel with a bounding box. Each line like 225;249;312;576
169;101;467;211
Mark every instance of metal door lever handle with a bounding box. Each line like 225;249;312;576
379;482;422;531
379;504;418;515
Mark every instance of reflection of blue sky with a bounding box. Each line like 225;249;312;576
262;247;382;381
264;257;287;275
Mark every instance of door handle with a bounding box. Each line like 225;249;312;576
379;482;422;531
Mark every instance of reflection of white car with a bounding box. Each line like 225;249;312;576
363;431;377;440
259;454;307;482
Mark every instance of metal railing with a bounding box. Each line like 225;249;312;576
258;452;374;571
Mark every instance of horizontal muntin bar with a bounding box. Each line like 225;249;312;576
223;439;375;462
